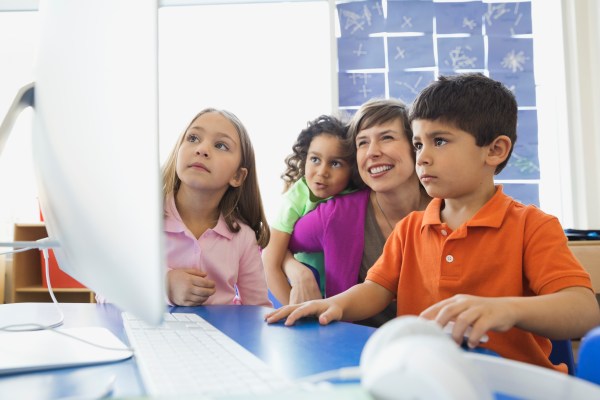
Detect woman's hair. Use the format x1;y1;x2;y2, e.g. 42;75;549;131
162;108;270;248
348;98;414;161
281;114;362;192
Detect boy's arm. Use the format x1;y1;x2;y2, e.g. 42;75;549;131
262;228;292;305
421;286;600;348
282;251;322;304
265;281;394;326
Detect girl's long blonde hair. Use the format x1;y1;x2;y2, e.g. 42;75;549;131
162;108;270;248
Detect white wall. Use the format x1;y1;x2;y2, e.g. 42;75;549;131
560;0;600;228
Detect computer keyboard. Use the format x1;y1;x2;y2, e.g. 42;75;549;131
122;312;294;397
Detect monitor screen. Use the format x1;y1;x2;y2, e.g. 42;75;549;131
31;0;164;325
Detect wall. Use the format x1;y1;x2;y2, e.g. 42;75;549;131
561;0;600;228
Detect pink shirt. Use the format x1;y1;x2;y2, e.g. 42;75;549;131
164;194;272;307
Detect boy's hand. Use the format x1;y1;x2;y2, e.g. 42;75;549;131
167;268;216;306
420;294;517;349
264;299;343;326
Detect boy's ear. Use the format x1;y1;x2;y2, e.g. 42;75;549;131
230;167;248;188
486;135;512;168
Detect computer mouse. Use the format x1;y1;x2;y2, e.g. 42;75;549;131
360;316;493;400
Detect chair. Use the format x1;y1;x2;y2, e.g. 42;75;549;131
576;326;600;385
549;339;576;375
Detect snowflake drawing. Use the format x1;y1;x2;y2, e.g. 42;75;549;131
341;3;383;35
501;50;529;73
508;153;539;174
462;17;477;31
348;73;373;85
394;46;406;60
445;46;477;69
359;84;372;98
484;4;511;26
401;16;413;29
342;10;366;35
353;43;367;57
394;75;423;95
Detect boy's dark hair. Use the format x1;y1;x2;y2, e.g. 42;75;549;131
409;73;518;174
282;115;362;192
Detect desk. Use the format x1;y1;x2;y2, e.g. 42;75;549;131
0;303;375;398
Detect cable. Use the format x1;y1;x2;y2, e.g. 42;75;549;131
297;366;362;383
0;238;133;353
0;246;35;256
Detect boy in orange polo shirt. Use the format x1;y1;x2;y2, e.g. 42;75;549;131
266;73;600;371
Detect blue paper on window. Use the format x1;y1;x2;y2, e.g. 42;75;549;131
488;37;533;73
388;70;435;105
484;2;532;36
497;109;539;180
338;72;386;107
435;2;484;35
337;0;385;37
437;36;485;72
501;183;539;207
338;37;386;70
490;70;536;107
387;1;434;33
387;36;435;70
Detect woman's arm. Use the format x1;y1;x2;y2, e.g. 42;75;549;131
261;228;293;305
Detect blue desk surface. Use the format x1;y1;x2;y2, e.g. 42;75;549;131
0;303;524;399
0;303;376;398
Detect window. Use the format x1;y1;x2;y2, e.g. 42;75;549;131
335;0;541;206
0;0;594;241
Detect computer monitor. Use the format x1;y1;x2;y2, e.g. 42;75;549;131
6;0;164;325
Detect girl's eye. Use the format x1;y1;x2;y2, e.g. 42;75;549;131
434;138;447;146
413;142;422;151
331;160;343;168
309;156;320;164
187;134;199;143
215;142;230;151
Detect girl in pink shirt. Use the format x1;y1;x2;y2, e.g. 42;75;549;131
161;108;271;307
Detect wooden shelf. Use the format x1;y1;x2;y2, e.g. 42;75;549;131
10;223;95;303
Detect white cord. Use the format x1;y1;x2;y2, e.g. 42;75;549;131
1;238;133;353
0;246;35;256
297;366;362;383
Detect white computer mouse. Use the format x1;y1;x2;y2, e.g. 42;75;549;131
360;316;493;400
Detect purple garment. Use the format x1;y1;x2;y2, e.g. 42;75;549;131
289;188;370;297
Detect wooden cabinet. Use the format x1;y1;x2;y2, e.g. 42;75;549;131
10;223;94;303
568;241;600;298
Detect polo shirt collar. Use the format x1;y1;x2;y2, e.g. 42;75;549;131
421;185;511;230
163;192;233;239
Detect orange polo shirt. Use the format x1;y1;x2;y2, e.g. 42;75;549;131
366;186;593;372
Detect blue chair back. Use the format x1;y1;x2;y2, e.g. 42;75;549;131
577;326;600;385
549;339;575;375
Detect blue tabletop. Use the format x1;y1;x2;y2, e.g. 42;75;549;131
0;303;527;399
0;303;376;398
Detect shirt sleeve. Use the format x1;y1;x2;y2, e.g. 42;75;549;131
523;214;593;295
236;228;273;307
288;202;326;254
271;179;319;234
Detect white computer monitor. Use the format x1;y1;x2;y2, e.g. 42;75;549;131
30;0;164;325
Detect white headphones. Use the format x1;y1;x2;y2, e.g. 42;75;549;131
360;316;600;400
